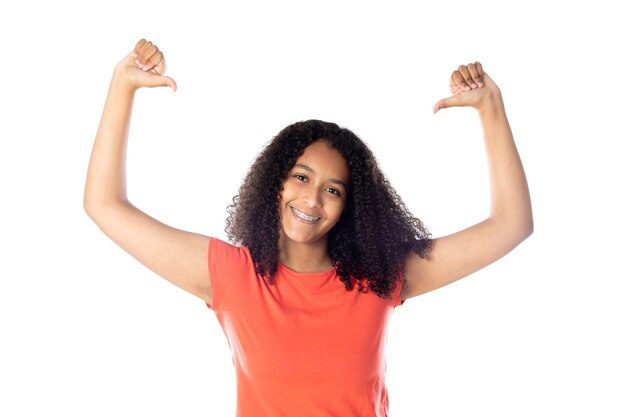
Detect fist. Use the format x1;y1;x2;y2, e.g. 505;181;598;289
113;39;177;92
433;62;501;113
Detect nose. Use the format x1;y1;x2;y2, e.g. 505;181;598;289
303;189;322;208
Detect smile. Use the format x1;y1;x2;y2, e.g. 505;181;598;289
291;207;320;223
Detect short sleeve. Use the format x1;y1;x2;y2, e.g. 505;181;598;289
207;238;253;311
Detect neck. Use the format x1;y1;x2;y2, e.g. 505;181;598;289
278;236;333;273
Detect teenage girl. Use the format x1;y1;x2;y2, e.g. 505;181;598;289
84;39;532;416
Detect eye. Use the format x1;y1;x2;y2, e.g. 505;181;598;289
294;174;308;182
326;187;341;197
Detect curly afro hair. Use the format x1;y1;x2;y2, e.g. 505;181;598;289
225;119;432;299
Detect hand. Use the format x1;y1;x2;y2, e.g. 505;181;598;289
433;62;501;114
113;39;177;92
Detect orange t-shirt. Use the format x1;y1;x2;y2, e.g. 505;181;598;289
207;238;402;417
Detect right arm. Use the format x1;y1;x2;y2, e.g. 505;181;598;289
83;39;213;304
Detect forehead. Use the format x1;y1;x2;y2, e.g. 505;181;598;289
294;141;350;182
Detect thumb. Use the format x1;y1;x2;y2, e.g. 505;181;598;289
146;72;178;92
432;95;462;114
162;76;177;92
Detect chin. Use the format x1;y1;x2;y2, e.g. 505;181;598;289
280;226;327;246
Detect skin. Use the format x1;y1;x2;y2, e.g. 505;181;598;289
84;39;532;307
278;140;350;273
402;64;533;300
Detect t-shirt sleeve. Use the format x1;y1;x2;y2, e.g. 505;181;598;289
207;238;253;311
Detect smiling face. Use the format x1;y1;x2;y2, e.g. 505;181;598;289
278;140;350;249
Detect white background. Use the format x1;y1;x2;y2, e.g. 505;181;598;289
1;1;624;416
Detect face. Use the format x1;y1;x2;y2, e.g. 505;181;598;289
279;140;350;247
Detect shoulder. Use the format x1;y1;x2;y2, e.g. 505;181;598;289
209;238;255;274
209;237;250;259
208;238;256;310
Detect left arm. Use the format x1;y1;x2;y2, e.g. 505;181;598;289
401;63;533;300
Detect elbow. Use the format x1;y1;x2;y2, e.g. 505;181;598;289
494;203;534;244
83;190;101;221
491;212;534;248
83;193;134;231
83;193;124;223
83;193;95;219
522;206;534;240
525;216;534;239
516;214;534;244
83;199;103;226
519;222;533;245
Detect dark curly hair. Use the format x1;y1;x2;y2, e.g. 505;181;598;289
225;119;432;299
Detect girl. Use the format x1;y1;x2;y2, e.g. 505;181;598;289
84;39;533;416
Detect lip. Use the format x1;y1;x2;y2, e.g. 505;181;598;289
290;206;320;224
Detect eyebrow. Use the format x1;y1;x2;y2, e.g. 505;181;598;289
294;163;348;189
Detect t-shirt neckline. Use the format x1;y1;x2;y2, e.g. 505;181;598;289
277;262;337;279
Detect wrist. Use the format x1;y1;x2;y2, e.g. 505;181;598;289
477;90;505;118
110;67;138;96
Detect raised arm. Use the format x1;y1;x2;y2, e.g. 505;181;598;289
84;39;213;304
401;62;533;300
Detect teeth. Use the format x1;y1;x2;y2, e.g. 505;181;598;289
292;207;320;222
